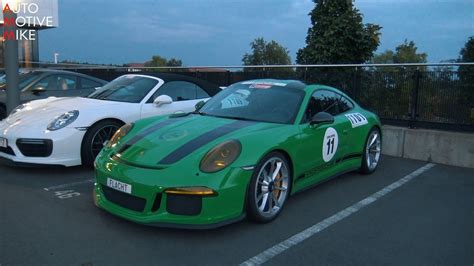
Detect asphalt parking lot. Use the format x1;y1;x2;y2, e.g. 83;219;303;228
0;155;472;266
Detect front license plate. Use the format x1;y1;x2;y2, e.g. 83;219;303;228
107;178;132;194
0;137;7;148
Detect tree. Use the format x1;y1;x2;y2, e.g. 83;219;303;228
296;0;381;64
371;50;394;64
371;40;428;66
364;40;428;121
144;55;183;68
458;36;474;123
166;58;183;67
393;40;427;64
242;38;291;66
458;36;474;81
145;55;167;67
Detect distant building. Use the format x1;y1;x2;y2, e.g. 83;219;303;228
0;0;58;67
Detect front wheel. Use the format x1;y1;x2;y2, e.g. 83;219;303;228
360;127;381;174
247;152;292;223
81;120;122;167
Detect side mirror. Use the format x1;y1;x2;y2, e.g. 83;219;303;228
310;112;334;126
153;95;173;107
32;86;46;95
195;100;205;111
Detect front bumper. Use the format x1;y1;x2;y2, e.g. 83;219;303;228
93;156;254;228
0;121;86;167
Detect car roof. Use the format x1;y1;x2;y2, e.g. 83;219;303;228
238;79;307;90
21;69;108;83
134;72;222;96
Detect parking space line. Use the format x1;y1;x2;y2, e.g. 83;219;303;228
240;163;436;266
43;178;94;191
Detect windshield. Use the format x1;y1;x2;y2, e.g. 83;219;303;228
199;81;305;124
88;75;158;103
0;71;42;89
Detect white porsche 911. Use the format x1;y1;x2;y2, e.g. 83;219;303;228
0;73;221;166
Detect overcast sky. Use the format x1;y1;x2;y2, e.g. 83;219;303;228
39;0;473;65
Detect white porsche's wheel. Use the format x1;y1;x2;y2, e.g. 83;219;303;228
81;120;123;167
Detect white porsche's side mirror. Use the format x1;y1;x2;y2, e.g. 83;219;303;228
153;95;173;107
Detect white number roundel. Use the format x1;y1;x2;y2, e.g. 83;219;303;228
322;127;338;162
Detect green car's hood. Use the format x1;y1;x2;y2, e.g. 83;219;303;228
114;114;283;167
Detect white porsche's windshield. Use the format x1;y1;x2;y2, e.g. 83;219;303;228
88;76;158;103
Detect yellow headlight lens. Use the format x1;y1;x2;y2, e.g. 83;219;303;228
107;123;133;148
199;140;241;173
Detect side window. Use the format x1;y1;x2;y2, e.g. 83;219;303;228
196;86;210;99
33;75;57;91
338;96;354;113
81;78;102;90
302;90;341;123
33;75;77;91
149;81;205;102
57;75;77;90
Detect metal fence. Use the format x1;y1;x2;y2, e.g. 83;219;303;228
12;62;474;132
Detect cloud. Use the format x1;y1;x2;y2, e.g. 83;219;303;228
285;0;313;19
107;10;223;43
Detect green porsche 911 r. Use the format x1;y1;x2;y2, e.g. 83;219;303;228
93;79;382;228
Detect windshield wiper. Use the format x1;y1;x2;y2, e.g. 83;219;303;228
208;114;259;122
191;110;207;116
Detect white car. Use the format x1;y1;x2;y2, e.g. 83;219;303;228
0;73;220;167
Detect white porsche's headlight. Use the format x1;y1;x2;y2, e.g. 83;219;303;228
47;110;79;131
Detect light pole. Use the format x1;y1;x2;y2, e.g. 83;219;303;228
3;1;20;113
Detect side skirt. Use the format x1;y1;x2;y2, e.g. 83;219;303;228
291;166;360;196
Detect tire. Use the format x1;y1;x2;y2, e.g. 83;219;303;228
359;127;382;174
247;151;292;223
0;105;6;120
81;120;123;167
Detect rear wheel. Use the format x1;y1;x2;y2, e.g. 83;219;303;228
81;120;123;167
247;152;291;223
0;105;6;120
360;127;381;174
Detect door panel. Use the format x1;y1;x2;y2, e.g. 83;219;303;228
294;90;353;187
297;115;350;184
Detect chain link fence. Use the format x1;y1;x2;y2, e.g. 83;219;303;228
9;63;474;132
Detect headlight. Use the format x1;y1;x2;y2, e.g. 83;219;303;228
47;110;79;131
200;140;241;173
107;123;133;148
10;104;27;116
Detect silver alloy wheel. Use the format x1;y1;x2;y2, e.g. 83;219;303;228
366;130;381;171
90;125;119;158
254;157;289;218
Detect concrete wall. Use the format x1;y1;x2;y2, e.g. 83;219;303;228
382;126;474;169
